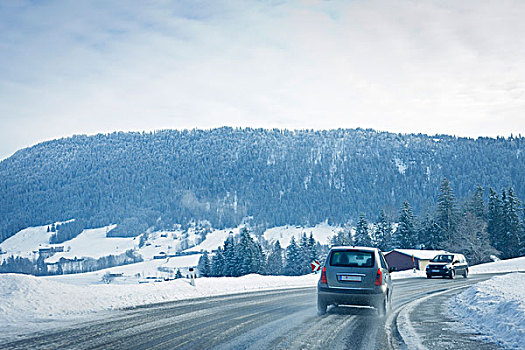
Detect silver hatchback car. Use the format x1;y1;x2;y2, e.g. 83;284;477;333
317;246;393;316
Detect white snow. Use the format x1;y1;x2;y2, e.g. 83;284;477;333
469;256;525;274
391;269;427;280
449;272;525;349
185;227;241;252
45;225;134;263
2;221;340;270
0;221;71;260
263;222;340;247
136;230;184;260
394;157;407;174
0;273;318;337
44;254;203;285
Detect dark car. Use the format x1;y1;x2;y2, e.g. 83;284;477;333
425;253;468;279
317;246;394;316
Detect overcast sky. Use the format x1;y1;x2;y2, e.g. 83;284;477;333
1;0;524;160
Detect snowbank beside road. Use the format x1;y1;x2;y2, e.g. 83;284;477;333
469;256;525;274
0;273;318;336
391;269;427;279
449;272;525;349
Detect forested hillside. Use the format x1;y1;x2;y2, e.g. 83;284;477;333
1;128;523;243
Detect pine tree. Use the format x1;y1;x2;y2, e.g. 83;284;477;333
330;224;353;246
394;200;417;248
236;228;258;276
197;251;211;277
501;188;521;258
253;242;265;275
138;234;147;248
266;240;284;275
487;188;504;253
436;177;458;242
520;203;525;256
175;269;183;279
307;233;318;263
419;212;441;249
222;235;237;277
354;213;372;247
36;254;48;276
284;236;301;276
466;185;486;220
211;247;225;277
298;233;312;275
373;210;393;252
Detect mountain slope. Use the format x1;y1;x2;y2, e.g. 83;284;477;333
1;128;523;242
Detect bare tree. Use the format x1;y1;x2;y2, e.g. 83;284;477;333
448;212;499;265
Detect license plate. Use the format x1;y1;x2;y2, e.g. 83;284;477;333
432;270;440;273
339;275;362;282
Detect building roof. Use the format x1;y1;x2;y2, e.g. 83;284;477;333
388;249;447;260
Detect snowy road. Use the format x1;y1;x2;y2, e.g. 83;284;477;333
1;274;501;350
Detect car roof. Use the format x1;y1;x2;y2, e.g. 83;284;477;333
330;246;378;252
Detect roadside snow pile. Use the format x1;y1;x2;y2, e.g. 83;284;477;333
449;272;525;349
0;273;318;335
470;256;525;274
391;269;427;280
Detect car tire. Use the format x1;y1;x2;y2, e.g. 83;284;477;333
449;270;455;279
463;269;468;278
377;297;387;317
426;274;431;279
317;296;327;315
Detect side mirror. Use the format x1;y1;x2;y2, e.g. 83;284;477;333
453;260;459;264
389;267;396;273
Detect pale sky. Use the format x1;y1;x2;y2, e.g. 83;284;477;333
1;0;524;160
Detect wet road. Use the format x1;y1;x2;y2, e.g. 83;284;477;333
1;274;501;350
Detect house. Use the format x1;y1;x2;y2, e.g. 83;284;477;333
384;249;447;271
153;252;167;259
50;245;64;253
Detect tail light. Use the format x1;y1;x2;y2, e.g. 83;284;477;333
320;266;327;284
374;268;382;286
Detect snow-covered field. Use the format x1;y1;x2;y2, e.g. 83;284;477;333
0;221;72;261
45;254;203;285
0;221;342;265
45;225;134;263
449;272;525;349
0;273;318;337
469;256;525;274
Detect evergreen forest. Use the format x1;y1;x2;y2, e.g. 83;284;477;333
1;128;524;247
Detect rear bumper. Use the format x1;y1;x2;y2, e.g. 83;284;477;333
317;285;385;308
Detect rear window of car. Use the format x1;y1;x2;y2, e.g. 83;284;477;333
329;250;374;267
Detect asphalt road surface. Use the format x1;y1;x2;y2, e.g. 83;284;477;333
1;274;502;350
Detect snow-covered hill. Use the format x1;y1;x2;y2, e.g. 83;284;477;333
0;221;342;277
0;220;73;261
263;222;341;247
45;225;132;263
